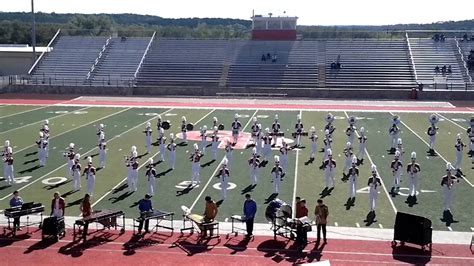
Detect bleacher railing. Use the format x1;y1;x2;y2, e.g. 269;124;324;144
28;28;61;75
133;31;156;85
454;37;473;85
86;36;112;81
405;32;418;82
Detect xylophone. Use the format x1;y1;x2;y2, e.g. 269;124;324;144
73;209;125;241
3;202;44;236
133;210;174;234
180;206;219;239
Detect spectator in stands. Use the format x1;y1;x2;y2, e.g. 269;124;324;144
418;82;424;92
267;53;271;60
447;65;452;74
261;54;266;62
434;65;440;73
442;65;447;75
296;198;308;218
272;53;278;63
463;34;469;42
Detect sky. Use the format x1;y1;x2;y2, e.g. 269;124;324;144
2;0;473;26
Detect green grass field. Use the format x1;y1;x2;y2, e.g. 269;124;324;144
1;104;473;232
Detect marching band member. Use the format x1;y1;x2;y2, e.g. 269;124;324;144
357;127;367;165
98;133;106;168
200;125;208;155
42;120;50;158
324;113;336;138
272;115;281;147
145;159;157;196
181;116;188;143
224;138;233;169
342;142;353;181
97;123;104;142
427;114;439;155
323;129;333;160
389;116;401;154
2;140;10;156
231;114;242;145
309;126;318;161
210;126;220;161
406;152;421;203
3;146;14;186
156;115;163;140
441;163;459;213
143;121;153;154
82;156;96;196
71;154;82;191
390;151;403;195
251;117;259;147
158;128;166;162
190;143;203;185
64;143;75;179
218;158;230;200
36;132;48;167
279;139;290;171
256;123;263;155
127;146;139;192
167;133;177;170
271;155;285;194
368;164;382;215
454;134;466;171
467;117;474;156
320;148;336;190
346;116;357;145
347;155;359;201
294;114;304;147
248;147;260;185
262;128;272;162
212;116;219;129
396;138;405;163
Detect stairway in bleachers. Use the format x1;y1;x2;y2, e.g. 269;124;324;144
458;40;474;82
409;38;466;90
30;36;108;85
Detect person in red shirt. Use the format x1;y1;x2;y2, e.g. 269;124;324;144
296;198;308;218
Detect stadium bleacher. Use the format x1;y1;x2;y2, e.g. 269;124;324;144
458;40;474;81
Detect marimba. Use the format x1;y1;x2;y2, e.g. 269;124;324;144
133;210;174;234
3;202;44;236
73;209;125;240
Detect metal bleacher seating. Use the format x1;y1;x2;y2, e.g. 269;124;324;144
409;38;466;90
31;36;108;85
90;37;150;86
458;40;474;81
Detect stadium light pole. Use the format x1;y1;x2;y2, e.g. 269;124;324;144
31;0;37;65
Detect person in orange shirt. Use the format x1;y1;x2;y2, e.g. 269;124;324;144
202;196;218;237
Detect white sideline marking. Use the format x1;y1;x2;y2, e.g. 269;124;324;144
379;224;383;229
334;222;339;227
344;111;398;214
190;110;258;211
470;227;474;231
0;108;168;201
356;223;360;228
291;110;302;219
447;226;453;231
391;112;474;188
93;109;216;209
0;105;49;119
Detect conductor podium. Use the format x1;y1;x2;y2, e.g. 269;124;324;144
392;212;432;251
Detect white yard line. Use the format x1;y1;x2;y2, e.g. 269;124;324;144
0;106;91;135
189;109;258;211
0;108;172;201
391;112;474;188
435;113;467;131
291;110;302;219
344;111;398;214
92;109;216;209
0;105;49;119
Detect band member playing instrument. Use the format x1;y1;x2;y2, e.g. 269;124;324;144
3;146;14;186
389;116;401;153
10;191;23;230
346;116;357;145
181;116;188;143
279;140;291;171
250;117;259;147
323;129;333;160
224;138;233;169
42;120;50;158
64;143;75;179
143;121;153;154
309;126;318;161
441;163;459;214
395;138;405;164
97;123;104;142
218;158;230;200
368;164;382;215
406;152;421;203
36;131;48;167
454;134;466;172
357;127;367;165
201;196;218;237
248;147;260;186
98;133;106;168
126;146;139;192
272;114;281;147
255;123;263;155
200;125;208;155
137;194;153;235
80;194;92;240
190;143;203;185
324;113;336;138
145;159;157;196
210;126;220;161
82;157;96;196
158;128;166;162
271;155;285;194
51;191;65;218
390;151;403;195
156;115;163;139
342;142;354;181
262;128;272;162
212;117;219;129
294;114;304;147
71;154;82;191
231;114;242;145
467;117;474;156
347;156;359;202
320;148;336;190
167;133;177;170
427;114;439;155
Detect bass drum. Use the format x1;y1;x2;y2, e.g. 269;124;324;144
162;120;171;130
265;199;284;223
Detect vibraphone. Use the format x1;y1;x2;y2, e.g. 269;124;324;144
3;203;44;236
181;213;219;239
73;209;125;241
227;215;251;239
133;210;174;234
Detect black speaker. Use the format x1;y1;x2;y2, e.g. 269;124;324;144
394;212;432;246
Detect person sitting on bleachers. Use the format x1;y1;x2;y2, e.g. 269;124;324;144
442;65;447;75
261;54;266;62
336;62;342;69
433;34;440;42
272;54;278;63
447;65;452;74
434;65;440;73
330;62;336;69
267;53;271;61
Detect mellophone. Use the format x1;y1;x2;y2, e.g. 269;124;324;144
3;202;44;236
133;210;175;234
73;209;126;240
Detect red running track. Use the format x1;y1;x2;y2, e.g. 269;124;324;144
1;229;473;266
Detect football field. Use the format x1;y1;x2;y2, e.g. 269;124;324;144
1;98;473;233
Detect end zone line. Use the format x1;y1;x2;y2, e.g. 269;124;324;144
344;111;398;214
92;109;217;209
391;112;474;188
0;106;91;135
9;107;131;155
291;110;302;219
0;105;49;119
0;108;173;201
435;113;467;131
189;109;258;211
